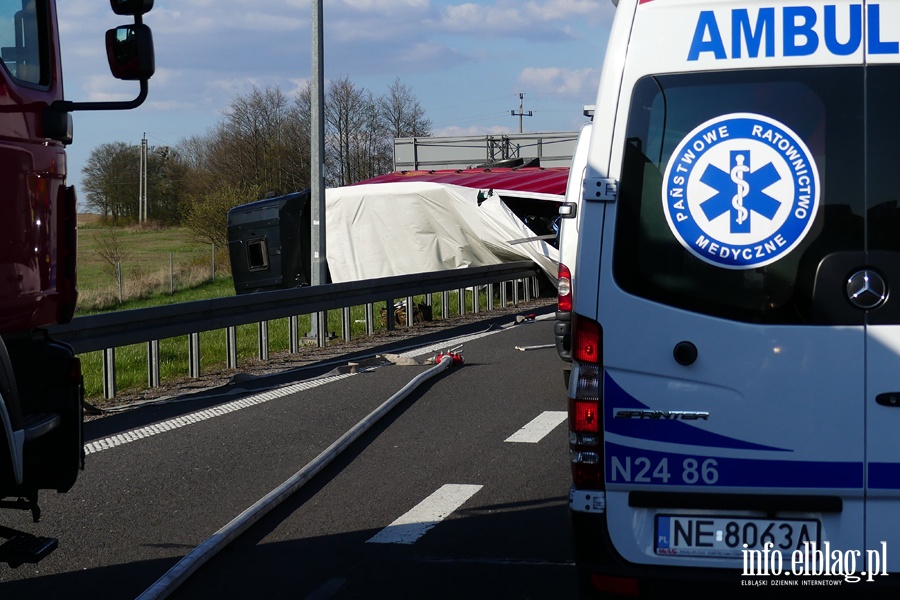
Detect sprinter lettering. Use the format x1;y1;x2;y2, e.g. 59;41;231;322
688;4;898;61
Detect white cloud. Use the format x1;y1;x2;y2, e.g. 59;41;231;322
437;0;611;38
78;74;143;103
432;124;514;137
340;0;430;10
439;3;543;36
517;66;600;96
524;0;609;21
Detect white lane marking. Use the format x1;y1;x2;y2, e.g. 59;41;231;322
505;411;567;443
366;483;483;545
83;370;371;455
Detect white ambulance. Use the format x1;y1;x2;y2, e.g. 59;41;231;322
568;0;900;596
555;117;593;374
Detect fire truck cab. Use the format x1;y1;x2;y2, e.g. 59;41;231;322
0;0;154;567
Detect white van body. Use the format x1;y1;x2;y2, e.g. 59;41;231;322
555;119;593;366
568;0;900;595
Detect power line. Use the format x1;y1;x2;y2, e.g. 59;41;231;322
510;93;533;133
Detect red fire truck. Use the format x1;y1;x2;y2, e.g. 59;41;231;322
0;0;154;567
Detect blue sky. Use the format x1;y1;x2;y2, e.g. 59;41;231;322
57;0;616;196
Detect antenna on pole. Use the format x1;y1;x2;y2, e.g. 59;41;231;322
510;93;532;133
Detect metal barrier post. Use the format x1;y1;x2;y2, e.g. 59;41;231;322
189;333;201;378
289;316;299;354
487;283;494;311
406;296;414;327
226;326;238;369
147;340;160;388
442;291;450;319
103;347;116;399
365;303;375;335
342;307;352;342
258;321;269;361
314;311;328;348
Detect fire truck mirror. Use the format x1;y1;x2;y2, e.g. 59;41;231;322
105;24;155;81
110;0;153;16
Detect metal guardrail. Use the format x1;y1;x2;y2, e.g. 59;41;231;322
48;261;542;399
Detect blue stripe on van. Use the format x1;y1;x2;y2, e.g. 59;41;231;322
605;442;863;489
868;464;900;489
604;373;790;452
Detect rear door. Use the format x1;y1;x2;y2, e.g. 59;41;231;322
862;62;900;569
598;64;873;567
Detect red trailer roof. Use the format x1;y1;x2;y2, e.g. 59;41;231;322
354;167;569;196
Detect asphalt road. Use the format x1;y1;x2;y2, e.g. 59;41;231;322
0;306;577;599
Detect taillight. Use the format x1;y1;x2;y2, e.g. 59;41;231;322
557;263;572;312
571;400;599;432
572;313;601;364
569;313;604;490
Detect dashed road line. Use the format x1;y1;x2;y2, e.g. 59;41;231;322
505;411;567;443
366;483;483;545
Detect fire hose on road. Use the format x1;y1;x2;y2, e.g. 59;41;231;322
137;350;464;600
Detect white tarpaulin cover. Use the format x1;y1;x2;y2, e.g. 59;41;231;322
324;181;559;285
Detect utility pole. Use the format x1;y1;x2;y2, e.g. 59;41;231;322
310;0;327;346
510;93;532;133
138;132;148;222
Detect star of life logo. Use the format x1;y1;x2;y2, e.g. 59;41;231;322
662;113;820;269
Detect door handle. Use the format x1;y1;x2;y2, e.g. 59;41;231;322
876;393;900;407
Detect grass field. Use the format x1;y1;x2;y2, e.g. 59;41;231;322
76;215;225;314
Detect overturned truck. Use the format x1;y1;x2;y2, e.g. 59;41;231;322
228;167;567;294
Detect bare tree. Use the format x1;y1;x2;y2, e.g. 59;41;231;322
357;94;392;181
325;77;393;185
325;76;366;186
93;228;131;283
285;82;312;191
379;77;432;139
202;86;309;196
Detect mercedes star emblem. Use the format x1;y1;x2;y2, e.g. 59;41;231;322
846;269;888;310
